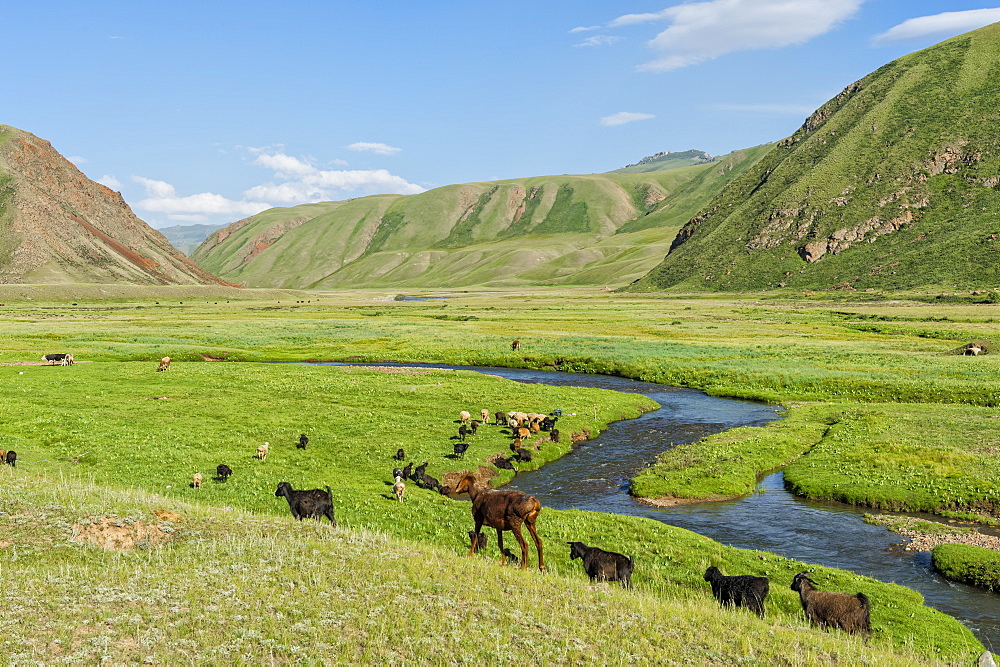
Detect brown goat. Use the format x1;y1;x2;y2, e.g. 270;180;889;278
157;356;171;372
452;472;544;571
791;573;871;636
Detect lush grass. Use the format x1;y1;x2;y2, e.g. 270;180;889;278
0;287;998;661
932;544;1000;592
0;459;981;663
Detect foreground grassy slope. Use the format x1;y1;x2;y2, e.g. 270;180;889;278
634;23;1000;293
2;475;973;664
192;146;772;289
0;360;981;662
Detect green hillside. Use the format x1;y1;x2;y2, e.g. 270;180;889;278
610;149;716;173
633;22;1000;293
192;146;772;289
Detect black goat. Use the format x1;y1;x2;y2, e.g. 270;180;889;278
274;482;336;525
401;462;413;481
5;450;16;467
550;429;560;443
495;411;507;426
515;448;534;463
413;461;429;481
493;455;516;471
297;433;309;449
791;573;871;636
468;531;488;553
703;566;769;618
420;472;441;492
395;448;406;461
458;424;469;441
453;441;469;459
216;464;233;481
568;541;634;589
540;416;558;431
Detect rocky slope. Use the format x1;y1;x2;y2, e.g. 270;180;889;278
0;126;231;285
192;146;772;289
632;23;1000;293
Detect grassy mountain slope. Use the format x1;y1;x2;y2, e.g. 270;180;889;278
610;148;716;173
192;146;772;289
157;222;227;255
0;125;229;286
633;23;1000;293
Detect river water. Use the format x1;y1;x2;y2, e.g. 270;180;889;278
331;362;1000;649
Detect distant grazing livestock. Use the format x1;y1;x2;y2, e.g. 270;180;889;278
275;482;336;525
41;353;72;366
401;462;413;481
453;441;469;459
511;340;521;351
413;462;428;481
791;573;871;636
458;424;469;441
495;411;507;427
469;421;479;436
514;448;534;463
216;464;233;481
395;448;406;461
540;416;558;431
452;472;544;571
4;450;16;467
480;409;491;425
703;566;769;618
568;541;634;589
965;344;985;356
192;472;203;489
501;547;521;566
550;429;560;443
493;455;516;471
298;433;309;449
393;476;406;503
393;467;404;481
420;472;441;492
459;411;471;424
0;450;6;463
156;356;171;372
257;442;269;461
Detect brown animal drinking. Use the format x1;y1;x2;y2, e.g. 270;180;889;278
452;472;544;571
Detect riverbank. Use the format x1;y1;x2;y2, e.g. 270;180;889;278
867;514;1000;553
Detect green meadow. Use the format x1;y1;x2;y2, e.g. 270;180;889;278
1;285;997;662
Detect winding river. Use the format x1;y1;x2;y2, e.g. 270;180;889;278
332;362;1000;649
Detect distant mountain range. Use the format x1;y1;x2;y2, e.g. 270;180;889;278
191;146;771;289
158;223;227;256
609;149;716;174
632;22;1000;292
0;125;230;286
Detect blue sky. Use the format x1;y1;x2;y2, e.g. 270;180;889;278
5;1;1000;229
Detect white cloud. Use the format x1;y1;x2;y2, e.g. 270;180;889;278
252;152;317;178
711;102;817;114
569;25;601;33
346;142;402;156
97;174;122;189
66;155;87;165
577;35;622;47
611;0;863;72
133;176;177;199
600;112;656;126
872;8;1000;45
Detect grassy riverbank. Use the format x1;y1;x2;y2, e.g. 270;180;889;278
0;286;997;660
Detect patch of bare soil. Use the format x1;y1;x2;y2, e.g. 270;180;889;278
200;353;224;361
441;465;497;493
868;514;1000;552
635;494;741;508
71;516;176;551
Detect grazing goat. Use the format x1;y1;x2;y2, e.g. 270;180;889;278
274;482;336;525
511;339;521;351
401;462;413;481
550;429;560;443
965;345;984;356
392;467;404;481
157;356;171;372
703;566;769;618
568;541;634;589
469;421;479;436
393;476;406;503
395;448;406;461
540;416;558;431
468;531;487;553
216;464;233;481
41;353;72;365
458;424;469;441
495;411;507;427
453;472;544;571
493;455;517;471
298;433;309;449
480;409;491;425
257;442;269;460
791;573;871;636
453;441;469;459
413;461;428;482
5;450;16;467
515;448;534;463
459;410;471;424
418;471;441;492
192;472;203;489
